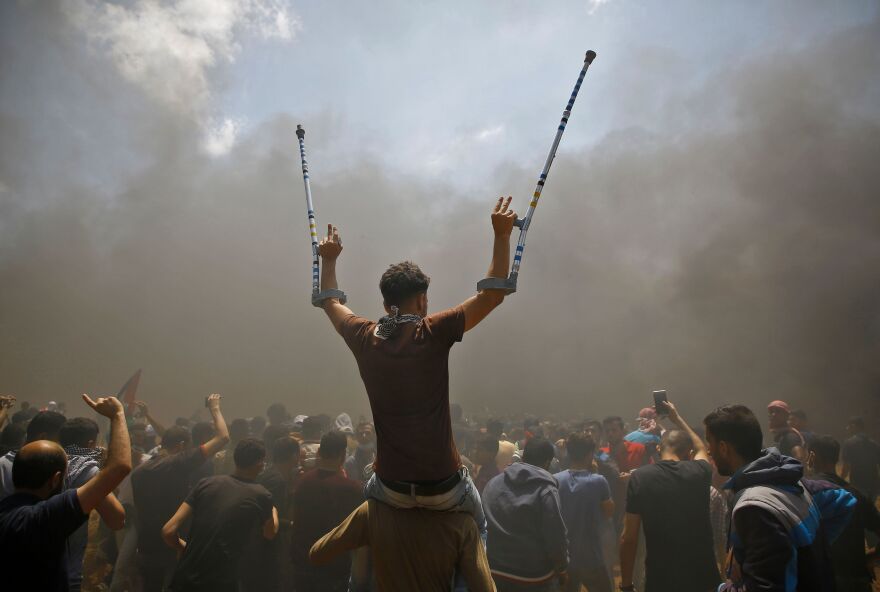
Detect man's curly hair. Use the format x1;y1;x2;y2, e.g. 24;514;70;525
380;261;430;306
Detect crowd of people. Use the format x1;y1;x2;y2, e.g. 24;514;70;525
0;199;878;592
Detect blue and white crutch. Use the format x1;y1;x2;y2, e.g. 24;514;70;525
477;50;597;294
296;124;347;307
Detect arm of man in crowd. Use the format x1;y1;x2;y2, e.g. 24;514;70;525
665;400;709;462
162;501;192;556
317;224;355;335
0;395;14;429
461;196;516;332
619;512;641;590
263;506;280;540
135;401;166;438
601;497;615;519
201;394;230;458
96;493;126;531
76;395;132;514
309;502;369;565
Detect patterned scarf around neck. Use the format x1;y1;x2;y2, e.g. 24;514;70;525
64;444;105;465
375;305;423;339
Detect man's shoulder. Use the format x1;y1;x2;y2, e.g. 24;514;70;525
625;440;647;452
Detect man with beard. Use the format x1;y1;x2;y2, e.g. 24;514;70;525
0;394;132;592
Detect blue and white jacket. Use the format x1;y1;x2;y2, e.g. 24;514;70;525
719;449;855;592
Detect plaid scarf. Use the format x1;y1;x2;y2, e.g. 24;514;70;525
375;306;422;339
64;444;104;465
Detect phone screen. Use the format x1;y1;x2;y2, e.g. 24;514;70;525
653;390;669;415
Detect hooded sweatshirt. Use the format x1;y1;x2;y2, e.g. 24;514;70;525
481;462;568;583
721;449;855;592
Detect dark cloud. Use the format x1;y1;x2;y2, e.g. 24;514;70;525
1;3;878;433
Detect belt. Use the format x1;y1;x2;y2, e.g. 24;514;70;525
380;471;462;497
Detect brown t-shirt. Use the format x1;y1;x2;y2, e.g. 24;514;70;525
340;306;464;482
310;500;494;592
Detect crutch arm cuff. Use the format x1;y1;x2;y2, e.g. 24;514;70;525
312;289;347;307
476;277;517;295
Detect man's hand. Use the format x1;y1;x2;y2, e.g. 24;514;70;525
557;571;569;588
206;393;222;411
318;224;343;261
665;400;682;425
134;400;149;416
82;394;124;418
491;196;517;237
0;395;16;409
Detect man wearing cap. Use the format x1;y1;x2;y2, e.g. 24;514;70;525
766;400;805;460
625;408;662;463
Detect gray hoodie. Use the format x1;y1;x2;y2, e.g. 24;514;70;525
481;461;569;582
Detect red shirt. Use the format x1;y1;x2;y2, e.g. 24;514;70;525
601;441;647;473
340;307;465;482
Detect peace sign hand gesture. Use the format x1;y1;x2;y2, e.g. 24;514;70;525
318;224;343;261
491;196;517;238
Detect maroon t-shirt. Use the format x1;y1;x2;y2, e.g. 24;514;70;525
341;306;465;482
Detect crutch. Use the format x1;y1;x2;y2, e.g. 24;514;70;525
296;125;347;307
477;50;597;295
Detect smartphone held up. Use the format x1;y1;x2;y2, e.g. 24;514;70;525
653;390;669;416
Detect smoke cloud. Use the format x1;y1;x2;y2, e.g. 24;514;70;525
1;2;878;433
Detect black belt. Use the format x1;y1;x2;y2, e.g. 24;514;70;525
380;471;462;497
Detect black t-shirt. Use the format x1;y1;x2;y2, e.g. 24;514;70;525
169;474;273;591
131;446;208;555
772;428;804;457
842;434;880;496
0;489;89;592
625;459;720;592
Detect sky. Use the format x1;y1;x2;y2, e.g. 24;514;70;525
1;0;879;432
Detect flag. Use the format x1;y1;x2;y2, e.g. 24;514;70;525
117;369;142;416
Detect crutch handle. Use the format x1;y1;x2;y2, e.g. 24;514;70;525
296;124;305;140
513;216;525;229
585;50;597;64
312;289;348;307
477;277;518;295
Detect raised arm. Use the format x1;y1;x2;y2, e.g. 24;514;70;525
201;394;230;458
263;506;279;540
76;395;132;514
135;400;166;438
462;196;516;332
317;224;355;334
665;400;709;462
0;395;15;430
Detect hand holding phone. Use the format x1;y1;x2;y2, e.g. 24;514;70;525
653;390;669;416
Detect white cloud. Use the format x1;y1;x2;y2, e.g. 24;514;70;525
474;125;505;142
202;117;241;156
587;0;611;15
63;0;299;115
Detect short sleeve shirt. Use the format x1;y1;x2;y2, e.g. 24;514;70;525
170;475;273;590
625;460;720;592
554;470;611;570
0;489;89;592
340;306;465;482
131;446;208;555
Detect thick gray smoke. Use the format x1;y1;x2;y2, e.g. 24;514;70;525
1;3;878;434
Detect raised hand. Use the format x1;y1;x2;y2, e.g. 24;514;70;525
206;393;222;411
82;394;124;418
0;395;16;409
491;196;517;237
318;224;343;261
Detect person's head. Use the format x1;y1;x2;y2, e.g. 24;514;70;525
704;405;763;476
233;438;267;478
473;433;500;467
175;417;191;429
659;429;693;461
486;419;504;439
787;409;808;431
767;400;790;430
317;431;348;468
450;403;463;423
302;416;323;441
271;436;301;469
250;416;267;436
12;440;68;498
59;417;99;449
602;416;625;445
566;432;597;466
584;420;604;445
379;261;430;315
190;421;214;446
266;403;288;426
637;407;660;434
161;426;192;455
807;434;839;474
846;416;865;436
25;411;66;444
0;423;27;453
355;422;375;448
229;418;250;443
522;436;555;471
